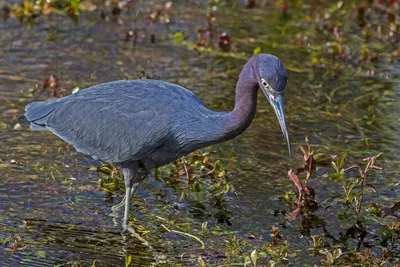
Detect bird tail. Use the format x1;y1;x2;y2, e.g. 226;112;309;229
22;99;66;130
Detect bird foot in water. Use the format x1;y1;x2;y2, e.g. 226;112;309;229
122;225;152;249
122;225;168;264
110;198;126;218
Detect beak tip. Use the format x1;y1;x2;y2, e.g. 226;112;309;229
267;93;290;157
285;140;291;156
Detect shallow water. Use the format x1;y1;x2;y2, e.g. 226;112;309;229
0;0;399;265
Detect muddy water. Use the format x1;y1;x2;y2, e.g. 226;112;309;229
0;0;399;266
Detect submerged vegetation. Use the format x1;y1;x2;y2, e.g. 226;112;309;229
3;0;85;22
92;144;399;266
1;0;399;265
281;140;398;266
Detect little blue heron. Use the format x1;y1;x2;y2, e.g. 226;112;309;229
21;53;290;240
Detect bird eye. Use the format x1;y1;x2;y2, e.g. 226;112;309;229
261;79;269;89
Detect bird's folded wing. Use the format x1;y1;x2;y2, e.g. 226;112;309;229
45;97;170;163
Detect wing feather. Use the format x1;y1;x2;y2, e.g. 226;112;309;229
38;80;194;162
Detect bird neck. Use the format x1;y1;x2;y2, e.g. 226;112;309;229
222;58;259;139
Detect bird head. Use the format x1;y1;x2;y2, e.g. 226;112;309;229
253;54;291;155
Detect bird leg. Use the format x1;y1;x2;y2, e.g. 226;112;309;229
122;181;138;230
110;163;146;216
110;195;126;214
121;180;148;245
110;186;137;215
118;162;149;246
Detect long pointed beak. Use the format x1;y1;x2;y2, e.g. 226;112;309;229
263;92;291;155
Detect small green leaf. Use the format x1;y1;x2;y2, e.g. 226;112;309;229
250;249;258;266
326;252;334;264
173;32;183;43
348;188;368;203
337;152;347;170
197;256;206;267
244;256;252;267
191;191;206;201
332;248;342;260
332;161;338;172
346;180;359;202
253;47;261;55
328;172;344;182
347;180;358;193
125;255;132;267
36;250;46;259
201;221;208;231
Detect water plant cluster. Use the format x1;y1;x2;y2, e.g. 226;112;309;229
2;0;397;79
93;141;399;266
280;139;398;266
2;0;83;22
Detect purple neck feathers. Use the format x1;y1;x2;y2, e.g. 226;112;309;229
221;57;259;139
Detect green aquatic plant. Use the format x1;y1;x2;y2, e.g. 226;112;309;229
96;151;233;227
6;0;85;22
217;226;290;266
125;255;132;267
283;139;400;265
95;162;124;192
285;137;318;221
93;141;397;266
157;151;231;203
261;226;289;265
326;152;382;223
